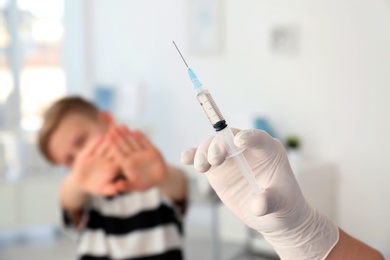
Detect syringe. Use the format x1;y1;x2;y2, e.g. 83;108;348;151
173;41;263;195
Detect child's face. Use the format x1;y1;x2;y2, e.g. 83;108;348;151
47;113;109;168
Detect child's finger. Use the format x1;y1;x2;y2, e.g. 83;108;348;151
107;138;131;168
94;136;111;157
132;130;154;150
111;127;132;156
120;126;143;151
100;183;120;196
100;134;117;162
122;178;145;191
118;166;146;190
104;143;118;162
81;135;104;157
113;179;128;192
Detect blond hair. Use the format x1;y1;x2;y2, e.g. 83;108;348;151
38;96;100;163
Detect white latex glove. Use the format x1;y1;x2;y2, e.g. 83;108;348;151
181;129;339;260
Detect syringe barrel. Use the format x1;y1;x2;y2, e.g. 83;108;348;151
196;89;227;131
196;88;263;194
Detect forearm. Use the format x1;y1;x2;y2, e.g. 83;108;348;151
326;228;384;260
59;174;89;225
157;165;188;202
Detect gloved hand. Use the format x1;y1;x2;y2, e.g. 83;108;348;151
181;128;339;260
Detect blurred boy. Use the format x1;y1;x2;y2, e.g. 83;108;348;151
38;97;188;260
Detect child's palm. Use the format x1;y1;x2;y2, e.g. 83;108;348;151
75;156;119;195
121;147;167;191
72;136;123;196
110;127;168;191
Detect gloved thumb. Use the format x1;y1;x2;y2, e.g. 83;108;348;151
251;189;281;216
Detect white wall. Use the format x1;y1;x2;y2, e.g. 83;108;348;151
63;0;90;95
65;0;390;255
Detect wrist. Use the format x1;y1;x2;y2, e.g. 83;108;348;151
152;161;169;184
262;201;339;260
157;166;188;201
67;173;88;195
60;174;89;211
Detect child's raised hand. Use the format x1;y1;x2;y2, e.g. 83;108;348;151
71;134;127;196
109;126;168;191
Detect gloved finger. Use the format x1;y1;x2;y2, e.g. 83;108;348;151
194;136;214;173
180;148;197;165
251;189;282;216
207;137;227;166
234;129;277;156
207;128;241;165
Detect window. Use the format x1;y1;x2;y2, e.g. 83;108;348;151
18;0;66;130
0;0;12;128
0;0;66;178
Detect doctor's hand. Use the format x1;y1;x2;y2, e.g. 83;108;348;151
181;128;338;260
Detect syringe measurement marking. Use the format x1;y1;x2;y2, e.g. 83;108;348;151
201;100;220;119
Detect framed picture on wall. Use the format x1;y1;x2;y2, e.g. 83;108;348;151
188;0;225;55
93;86;115;112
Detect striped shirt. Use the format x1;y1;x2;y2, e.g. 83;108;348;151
64;188;184;260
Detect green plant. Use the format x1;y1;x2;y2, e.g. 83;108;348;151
285;135;300;149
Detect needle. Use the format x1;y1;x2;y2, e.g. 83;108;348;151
172;41;189;68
